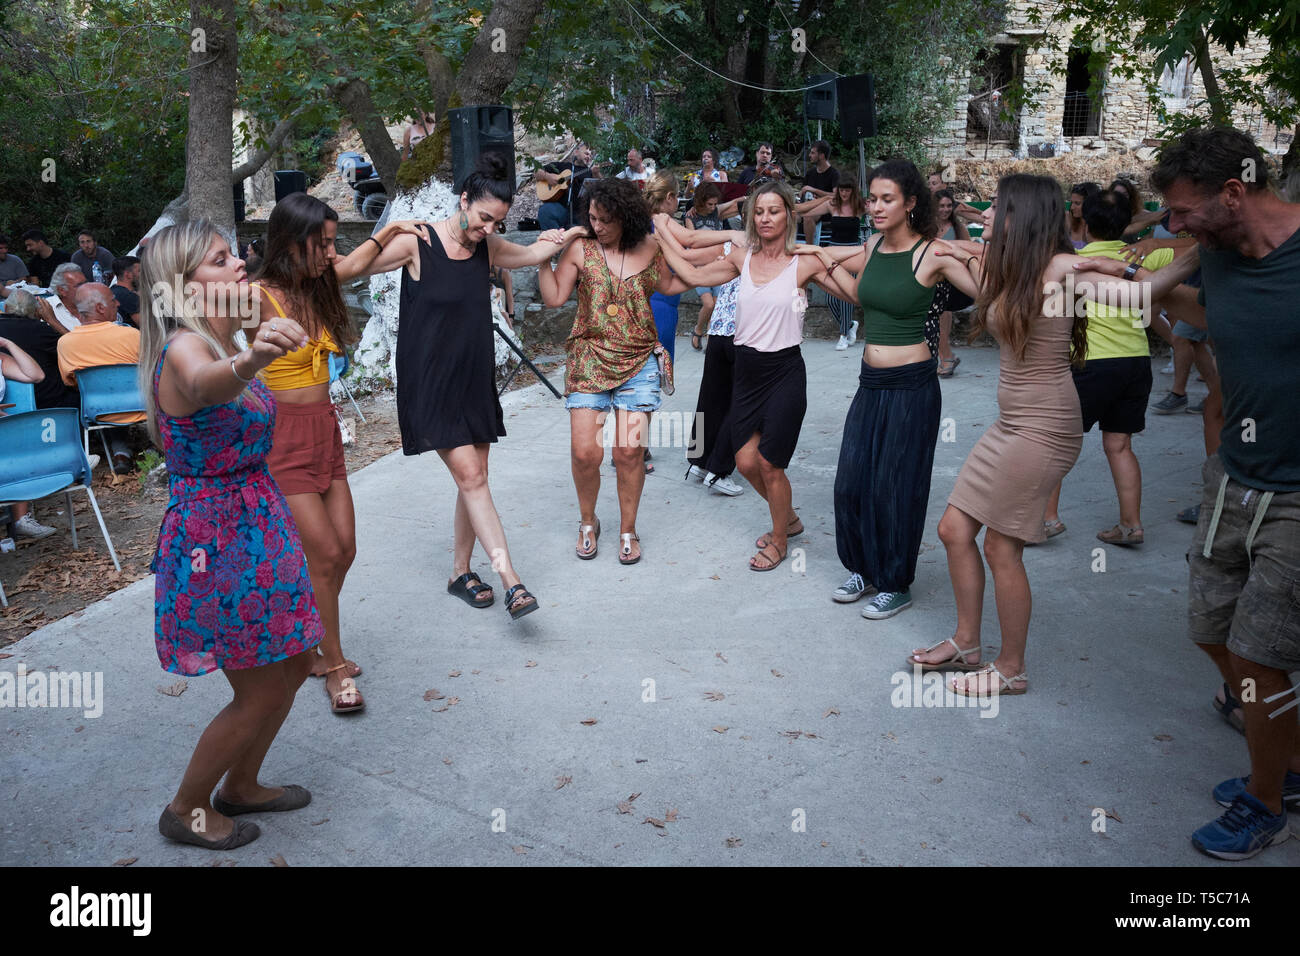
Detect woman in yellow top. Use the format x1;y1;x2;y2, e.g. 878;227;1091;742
252;193;425;714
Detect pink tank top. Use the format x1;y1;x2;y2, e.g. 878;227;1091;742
733;250;804;352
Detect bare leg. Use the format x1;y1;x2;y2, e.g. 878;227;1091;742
1232;657;1300;814
913;504;985;664
438;443;521;593
1101;430;1142;528
611;409;649;559
693;293;715;338
221;650;313;801
982;527;1030;674
570;407;606;540
1043;480;1063;525
938;311;954;363
1171;335;1194;395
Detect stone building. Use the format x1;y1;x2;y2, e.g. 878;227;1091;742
937;1;1291;159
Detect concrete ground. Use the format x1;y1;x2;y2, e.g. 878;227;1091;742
3;340;1296;867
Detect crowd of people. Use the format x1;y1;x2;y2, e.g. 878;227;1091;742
3;124;1295;864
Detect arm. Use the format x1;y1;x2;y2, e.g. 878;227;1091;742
717;198;742;220
535;168;560;186
158;320;310;418
654;213;742;249
926;241;981;299
1128;206;1167;233
332;221;430;281
1120;235;1197;263
954;202;983;223
501;269;514;315
954;218;970;242
36;298;72;335
488;226;585;269
807;248;861;302
1072;245;1200;304
796;242;867;267
537;239;584;307
794;196;832;216
0;337;44;383
654;225;741;288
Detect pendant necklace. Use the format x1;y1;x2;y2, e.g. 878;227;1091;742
604;244;625;317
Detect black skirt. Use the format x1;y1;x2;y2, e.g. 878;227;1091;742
729;344;806;470
687;334;737;476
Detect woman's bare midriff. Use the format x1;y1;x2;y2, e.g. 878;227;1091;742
271;381;331;405
862;342;931;368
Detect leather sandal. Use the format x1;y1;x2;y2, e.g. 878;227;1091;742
619;532;641;565
908;637;983;672
756;518;803;550
576;518;600;560
1097;523;1144;547
950;663;1028;697
448;571;494;608
324;662;365;714
749;541;786;572
504;583;539;620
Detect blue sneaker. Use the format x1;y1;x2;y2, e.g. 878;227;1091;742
1191;792;1290;860
1212;770;1300;809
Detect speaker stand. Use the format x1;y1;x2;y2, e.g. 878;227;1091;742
495;322;562;400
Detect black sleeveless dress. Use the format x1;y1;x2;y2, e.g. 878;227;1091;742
396;233;506;454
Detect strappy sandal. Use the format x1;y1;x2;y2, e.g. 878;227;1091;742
619;532;641;565
504;583;539;620
324;662;365;714
576;518;600;560
756;518;803;550
749;541;786;572
691;330;704;351
447;571;494;608
1212;681;1246;735
908;637;983;672
950;663;1028;697
309;654;361;678
1097;523;1143;547
938;356;961;378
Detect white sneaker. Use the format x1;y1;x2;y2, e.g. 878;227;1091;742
705;472;744;496
1161;359;1174;374
848;320;858;346
13;513;56;540
835;335;849;351
684;464;708;483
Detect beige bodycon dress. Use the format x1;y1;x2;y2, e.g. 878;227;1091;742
947;308;1083;543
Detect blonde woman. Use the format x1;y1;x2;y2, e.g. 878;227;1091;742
139;220;321;850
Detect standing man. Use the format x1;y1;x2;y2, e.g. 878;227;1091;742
536;142;599;230
21;229;71;288
70;229;116;284
0;235;29;298
110;256;141;326
798;140;839;242
1078;126;1300;860
616;149;650;189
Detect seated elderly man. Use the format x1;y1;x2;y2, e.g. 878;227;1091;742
0;290;79;410
33;262;85;335
56;282;144;471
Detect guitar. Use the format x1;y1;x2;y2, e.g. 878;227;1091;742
534;160;615;202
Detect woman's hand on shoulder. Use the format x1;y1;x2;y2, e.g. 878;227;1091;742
381;220;431;243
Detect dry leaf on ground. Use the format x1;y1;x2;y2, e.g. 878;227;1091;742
525;660;538;668
725;836;742;848
823;707;840;718
112;857;137;866
771;669;783;678
712;725;728;733
715;651;727;662
158;680;188;697
554;775;572;790
703;691;725;701
431;696;460;713
643;817;665;828
423;689;445;701
580;718;597;726
269;854;289;867
665;808;679;823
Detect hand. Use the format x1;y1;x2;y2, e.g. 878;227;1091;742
652;212;672;231
931;242;976;259
248;316;309;367
792;244;825;255
1120;238;1157;263
1073;255;1129;277
538;229;567;244
383;220;431;243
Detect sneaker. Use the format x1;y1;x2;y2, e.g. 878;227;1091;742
861;590;912;620
1212;770;1300;809
1186;398;1205;414
13;513;56;540
705;472;744;496
848;320;858;346
1177;504;1200;524
1160;359;1174;374
1151;392;1187;414
835;335;849;351
1191;792;1290;860
684;464;708;483
832;573;870;603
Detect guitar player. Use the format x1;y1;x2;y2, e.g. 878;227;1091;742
536;142;601;230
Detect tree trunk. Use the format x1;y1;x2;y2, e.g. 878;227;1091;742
453;0;547;104
1192;26;1229;126
333;77;402;196
186;0;238;243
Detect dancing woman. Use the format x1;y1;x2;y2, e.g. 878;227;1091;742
907;175;1087;697
684;182;741;350
655;181;840;570
539;177;693;565
797;177;868;349
140;220;321;849
933;187;972;376
800;159;978;617
341;152;582;616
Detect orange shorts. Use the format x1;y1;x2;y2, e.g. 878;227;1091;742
266;400;347;496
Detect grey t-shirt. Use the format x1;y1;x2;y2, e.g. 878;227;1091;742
0;253;27;284
71;246;115;281
1198;224;1300;491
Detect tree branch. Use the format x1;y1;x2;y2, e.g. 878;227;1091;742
231;102;312;182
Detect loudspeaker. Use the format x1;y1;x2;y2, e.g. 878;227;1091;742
835;73;876;143
804;74;837;121
233;181;246;223
448;106;516;195
273;170;307;202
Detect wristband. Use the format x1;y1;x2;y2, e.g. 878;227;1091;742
365;235;385;254
230;354;254;383
1123;262;1140;280
966;256;977;269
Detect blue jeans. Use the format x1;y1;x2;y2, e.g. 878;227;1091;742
539;201;572;231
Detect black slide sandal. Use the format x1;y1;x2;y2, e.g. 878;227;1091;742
448;572;494;608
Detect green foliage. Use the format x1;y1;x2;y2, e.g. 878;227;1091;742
135;449;164;488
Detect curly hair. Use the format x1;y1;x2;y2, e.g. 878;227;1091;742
868;158;936;239
584;178;651;252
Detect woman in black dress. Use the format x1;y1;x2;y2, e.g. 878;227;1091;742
359;153;583;619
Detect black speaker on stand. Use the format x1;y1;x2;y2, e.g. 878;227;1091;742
448;106;516;193
804;74;837;121
836;73;877;143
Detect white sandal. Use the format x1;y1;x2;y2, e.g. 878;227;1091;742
908;637;982;672
950;663;1027;697
618;532;641;566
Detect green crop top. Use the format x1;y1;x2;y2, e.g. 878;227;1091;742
856;235;935;346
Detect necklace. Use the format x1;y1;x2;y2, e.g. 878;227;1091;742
601;243;625;317
445;218;474;250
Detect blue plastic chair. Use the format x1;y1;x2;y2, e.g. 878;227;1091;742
328;349;365;424
0;408;121;575
4;377;35;414
75;363;145;473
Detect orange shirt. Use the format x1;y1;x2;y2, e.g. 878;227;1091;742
57;322;145;424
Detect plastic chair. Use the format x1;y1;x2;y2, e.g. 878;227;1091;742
76;364;144;474
0;407;120;572
4;377;35;414
328;349;365;424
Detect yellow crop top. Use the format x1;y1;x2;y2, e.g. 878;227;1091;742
254;284;342;391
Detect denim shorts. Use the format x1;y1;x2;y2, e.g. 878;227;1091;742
1172;319;1208;342
565;357;662;413
695;285;721;299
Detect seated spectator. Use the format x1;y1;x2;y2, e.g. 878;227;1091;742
0;335;58;539
798;140;839;242
0;235;29;299
0;291;79;410
40;263;85;334
21;229;72;288
735;142;785;188
58;282;144;470
70;229;115;284
616;149;650;188
111;256;141;326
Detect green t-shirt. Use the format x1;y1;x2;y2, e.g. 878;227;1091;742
1078;240;1174;359
1197;225;1300;491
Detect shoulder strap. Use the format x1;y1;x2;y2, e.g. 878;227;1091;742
252;283;287;318
913;239;935;276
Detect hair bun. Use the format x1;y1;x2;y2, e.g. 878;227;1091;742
477;151;508;181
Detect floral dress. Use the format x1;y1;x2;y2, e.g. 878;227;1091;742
150;339;323;675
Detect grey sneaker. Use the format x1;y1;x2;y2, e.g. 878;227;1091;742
705;472;744;496
1186;398;1205;414
832;573;870;603
861;590;913;620
13;514;56;540
1152;392;1187;414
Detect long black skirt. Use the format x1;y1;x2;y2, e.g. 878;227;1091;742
729;344;806;470
687;334;737;477
834;358;941;592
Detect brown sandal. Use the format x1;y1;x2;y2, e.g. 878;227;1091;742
756;518;803;550
324;663;365;715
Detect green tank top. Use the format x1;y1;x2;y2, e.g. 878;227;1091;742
857;235;935;346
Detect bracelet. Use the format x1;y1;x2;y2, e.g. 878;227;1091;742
826;260;839;275
1123;262;1140;280
966;256;977;269
365;235;385;254
230;355;254;383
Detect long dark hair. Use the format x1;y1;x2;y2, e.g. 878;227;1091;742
584;178;651;252
255;193;354;346
832;175;866;217
933;188;969;240
977;173;1086;366
868;158;935;239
